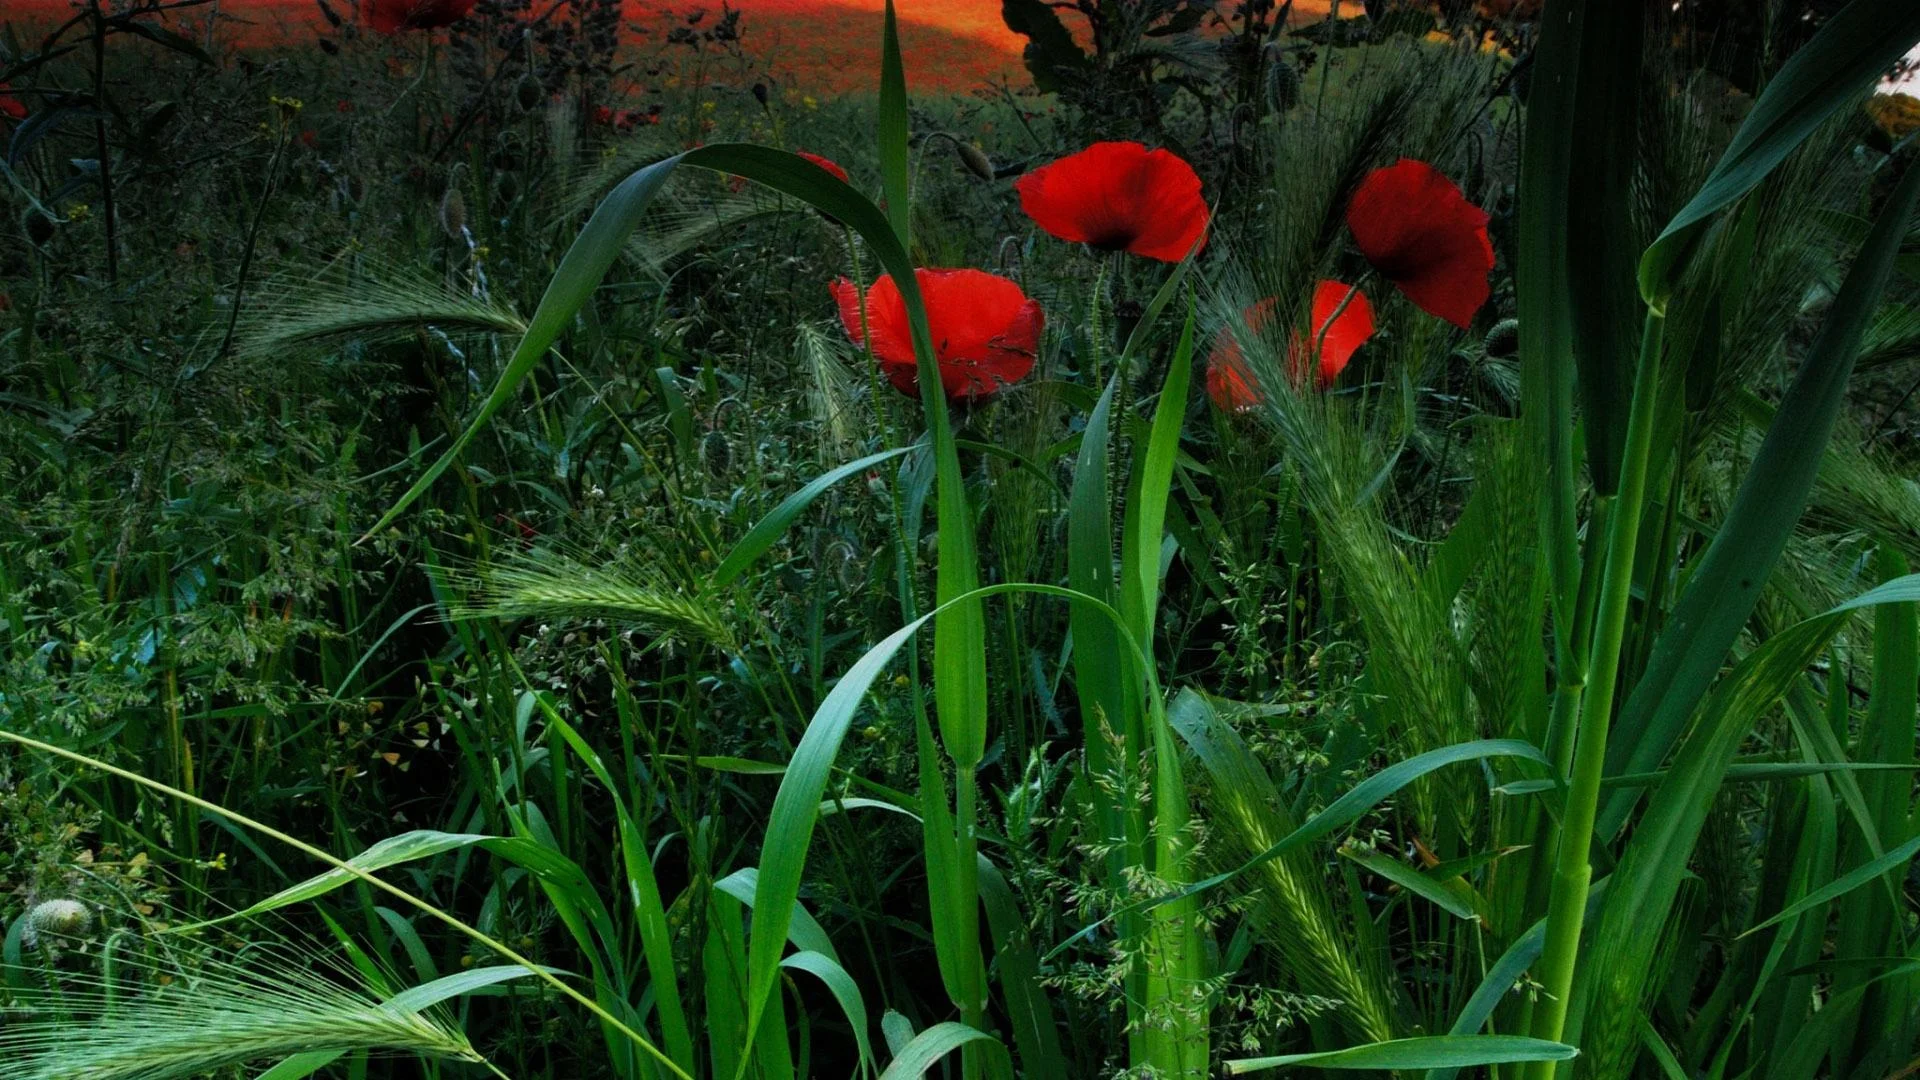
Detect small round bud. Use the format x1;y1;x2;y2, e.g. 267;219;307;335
1483;318;1520;358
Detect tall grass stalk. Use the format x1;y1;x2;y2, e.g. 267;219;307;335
0;729;694;1080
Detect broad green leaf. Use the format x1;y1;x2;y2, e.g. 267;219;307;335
879;1022;1006;1079
1424;878;1611;1080
1514;0;1585;634
1573;575;1920;1071
1339;845;1477;922
1564;0;1645;493
1601;162;1920;831
1227;1035;1577;1074
781;951;877;1077
254;1052;344;1080
1639;0;1920;303
386;964;561;1010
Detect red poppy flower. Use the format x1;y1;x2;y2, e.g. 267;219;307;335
797;151;848;183
1206;281;1375;410
0;84;26;121
299;129;318;148
1016;141;1208;263
366;0;474;33
1345;159;1492;329
831;269;1043;401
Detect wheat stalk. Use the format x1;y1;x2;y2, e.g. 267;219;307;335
0;952;482;1080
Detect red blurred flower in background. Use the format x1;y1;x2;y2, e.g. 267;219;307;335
367;0;475;33
1017;141;1208;263
831;269;1042;401
1206;281;1375;410
1345;159;1491;329
0;83;27;121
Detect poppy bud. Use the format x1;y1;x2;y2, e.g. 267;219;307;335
515;73;543;113
24;208;55;245
955;141;994;182
319;38;340;55
752;81;769;106
27;899;91;944
438;186;466;239
497;174;519;201
700;430;731;477
315;0;343;28
1265;57;1302;113
1483;318;1519;358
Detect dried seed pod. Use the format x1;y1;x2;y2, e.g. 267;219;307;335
24;208;55;245
1265;55;1302;114
438;186;467;239
1483;318;1520;358
700;430;731;477
515;73;544;113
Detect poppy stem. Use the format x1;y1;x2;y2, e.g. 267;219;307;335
1526;307;1666;1073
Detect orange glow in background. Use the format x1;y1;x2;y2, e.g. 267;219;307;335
2;1;1343;92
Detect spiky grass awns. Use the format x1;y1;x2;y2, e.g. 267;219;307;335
0;961;480;1080
235;264;527;359
450;551;734;649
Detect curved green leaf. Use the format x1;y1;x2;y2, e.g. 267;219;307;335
1601;163;1920;829
707;446;915;593
1638;0;1920;303
878;1022;1005;1079
1227;1035;1578;1074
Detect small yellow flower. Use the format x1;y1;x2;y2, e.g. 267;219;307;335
802;95;819;111
702;100;716;112
891;674;910;689
66;203;90;222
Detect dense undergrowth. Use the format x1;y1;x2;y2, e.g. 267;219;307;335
4;0;1920;1077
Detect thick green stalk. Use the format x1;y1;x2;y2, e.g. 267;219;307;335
1526;310;1666;1071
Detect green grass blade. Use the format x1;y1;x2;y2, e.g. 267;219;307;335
780;951;877;1078
1515;0;1587;634
1227;1036;1578;1075
363;155;686;539
1048;739;1548;958
1572;576;1920;1073
1601;161;1920;829
1639;0;1920;304
879;1023;1006;1079
877;0;911;248
707;446;916;592
1564;0;1645;494
1339;845;1478;922
978;857;1065;1077
1741;833;1920;938
254;1052;345;1080
1119;303;1194;647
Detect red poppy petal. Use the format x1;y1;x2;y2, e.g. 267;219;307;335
1017;141;1208;263
1298;280;1375;386
1205;297;1279;410
797;151;849;184
1347;159;1492;328
832;276;915;367
863;268;1041;401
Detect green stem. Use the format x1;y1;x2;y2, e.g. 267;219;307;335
1527;309;1666;1072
